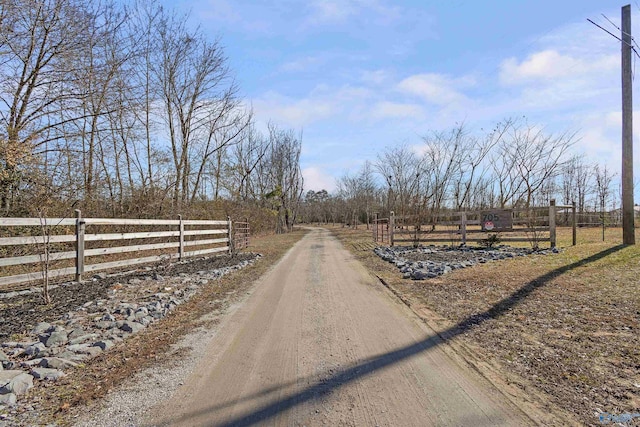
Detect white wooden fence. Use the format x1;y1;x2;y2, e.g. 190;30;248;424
0;211;243;289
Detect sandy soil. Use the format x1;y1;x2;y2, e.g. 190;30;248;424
145;228;535;426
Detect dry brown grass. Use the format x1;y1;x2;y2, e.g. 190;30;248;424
331;225;640;427
33;228;308;426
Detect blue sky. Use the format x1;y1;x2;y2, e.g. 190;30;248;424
162;0;640;193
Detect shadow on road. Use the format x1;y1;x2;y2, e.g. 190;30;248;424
161;244;625;427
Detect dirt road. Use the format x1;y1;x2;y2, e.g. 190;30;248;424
146;228;534;426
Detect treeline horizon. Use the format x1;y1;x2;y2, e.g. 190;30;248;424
300;119;621;227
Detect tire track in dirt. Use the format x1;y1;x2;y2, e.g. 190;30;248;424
146;228;536;426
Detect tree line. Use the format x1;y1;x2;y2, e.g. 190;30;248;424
0;0;303;233
300;119;620;227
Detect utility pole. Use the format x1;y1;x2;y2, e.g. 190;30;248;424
622;4;635;244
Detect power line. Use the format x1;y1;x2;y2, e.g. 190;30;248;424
602;13;621;31
587;18;640;59
588;18;624;42
601;13;640;51
607;12;640;81
634;47;637;82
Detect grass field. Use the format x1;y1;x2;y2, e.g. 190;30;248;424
332;225;640;426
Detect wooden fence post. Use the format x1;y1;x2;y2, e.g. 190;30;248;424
549;199;556;248
382;219;386;245
572;201;577;246
373;212;378;242
227;216;233;255
390;211;395;247
75;209;85;282
178;215;184;261
246;217;250;249
461;212;467;246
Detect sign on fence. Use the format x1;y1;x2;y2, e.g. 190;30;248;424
480;210;513;231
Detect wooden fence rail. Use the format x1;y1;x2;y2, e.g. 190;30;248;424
374;200;576;248
0;211;250;289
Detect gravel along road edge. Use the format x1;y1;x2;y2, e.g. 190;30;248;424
53;230;309;427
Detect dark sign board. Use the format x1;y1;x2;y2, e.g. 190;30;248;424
481;210;513;231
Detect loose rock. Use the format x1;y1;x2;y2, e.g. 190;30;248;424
0;392;16;406
92;340;114;351
39;357;79;370
0;252;261;416
30;368;65;381
32;322;52;335
375;245;558;281
120;321;144;334
0;371;33;396
45;330;69;348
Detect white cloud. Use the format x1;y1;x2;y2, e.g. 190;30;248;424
252;85;377;129
190;0;272;34
578;110;640;150
500;49;617;86
302;167;337;192
361;69;390;85
409;143;429;157
335;85;373;101
310;0;355;23
371;101;424;120
569;109;640;190
279;52;363;74
500;50;579;84
304;0;402;27
604;111;621;128
252;91;337;127
197;0;240;22
397;73;474;106
279;55;324;72
490;13;622;118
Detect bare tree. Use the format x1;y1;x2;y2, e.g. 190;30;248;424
336;161;380;228
128;0;162;194
153;12;237;209
0;0;291;224
263;124;303;233
594;164;615;240
225;124;270;201
190;105;251;203
421;129;463;216
559;155;592;224
428;124;499;211
0;0;94;212
374;145;422;222
490;119;526;208
491;119;575;208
